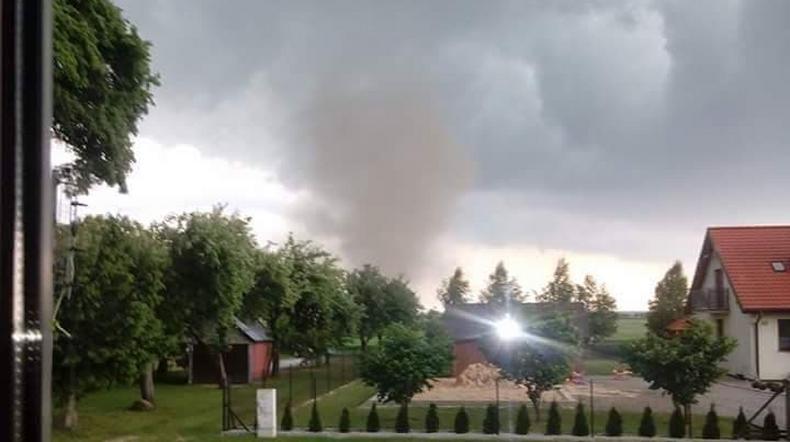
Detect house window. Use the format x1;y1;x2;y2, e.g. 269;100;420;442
716;319;724;338
779;319;790;351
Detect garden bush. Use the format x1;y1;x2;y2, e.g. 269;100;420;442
482;403;500;434
454;407;470;434
605;406;623;436
763;411;780;441
702;405;720;439
515;404;530;435
308;401;322;432
395;403;410;433
545;400;561;435
638;406;656;438
280;402;293;431
731;407;747;439
425;403;439;433
366;403;380;432
572;402;590;436
669;406;685;438
339;407;350;433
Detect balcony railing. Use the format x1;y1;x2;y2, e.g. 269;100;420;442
689;288;730;312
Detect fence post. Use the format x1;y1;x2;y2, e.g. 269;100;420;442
784;379;789;441
288;365;293;404
590;379;594;436
326;353;331;392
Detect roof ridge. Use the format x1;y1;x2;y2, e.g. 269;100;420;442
708;225;790;230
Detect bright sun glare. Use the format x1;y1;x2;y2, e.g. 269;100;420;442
494;315;521;341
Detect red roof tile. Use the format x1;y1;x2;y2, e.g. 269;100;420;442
708;226;790;312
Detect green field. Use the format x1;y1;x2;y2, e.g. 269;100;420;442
582;315;646;375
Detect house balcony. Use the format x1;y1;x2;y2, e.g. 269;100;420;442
689;288;730;313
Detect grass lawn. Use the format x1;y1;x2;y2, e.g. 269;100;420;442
612;316;648;341
582;316;646;375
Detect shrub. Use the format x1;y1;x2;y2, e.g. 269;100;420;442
339;407;350;433
308;401;322;432
731;407;747;439
425;403;439;433
605;407;623;436
572;402;590;436
280;402;293;431
669;406;685;438
545;400;561;435
454;407;470;434
366;403;380;432
395;402;410;433
702;405;720;439
762;411;780;441
638;406;656;438
482;403;500;434
515;404;531;435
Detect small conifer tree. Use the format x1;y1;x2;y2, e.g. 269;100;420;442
280;402;293;431
731;407;747;439
308;401;322;432
454;407;470;434
366;403;380;432
339;407;351;433
572;402;590;436
515;403;531;435
545;400;562;435
483;403;500;434
425;403;439;433
702;405;720;439
605;407;623;436
762;411;780;441
395;402;410;433
669;406;685;438
638;406;657;438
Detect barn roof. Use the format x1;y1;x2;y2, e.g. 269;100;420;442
234;318;272;342
442;302;587;342
692;226;790;312
193;318;272;345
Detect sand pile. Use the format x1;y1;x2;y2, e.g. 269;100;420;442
455;363;503;387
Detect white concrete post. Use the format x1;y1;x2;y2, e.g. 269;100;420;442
256;389;277;438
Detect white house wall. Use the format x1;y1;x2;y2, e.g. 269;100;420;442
695;253;757;378
757;314;790;380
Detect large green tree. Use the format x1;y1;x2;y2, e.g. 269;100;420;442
53;216;167;428
578;275;618;342
437;267;470;307
347;265;390;351
162;208;257;387
53;0;159;192
625;320;735;437
479;261;525;307
537;258;575;303
241;249;295;376
646;261;688;335
280;235;358;360
360;323;452;405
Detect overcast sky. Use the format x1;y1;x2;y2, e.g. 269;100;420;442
58;0;790;310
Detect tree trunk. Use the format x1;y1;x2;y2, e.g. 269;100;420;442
360;335;367;352
60;391;78;430
270;342;280;377
139;362;155;403
531;398;541;422
684;403;692;438
218;352;229;388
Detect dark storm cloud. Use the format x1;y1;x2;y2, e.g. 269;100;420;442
115;0;790;269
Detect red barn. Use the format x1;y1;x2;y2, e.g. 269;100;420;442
443;303;589;376
188;319;273;384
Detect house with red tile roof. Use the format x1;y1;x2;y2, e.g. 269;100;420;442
689;226;790;381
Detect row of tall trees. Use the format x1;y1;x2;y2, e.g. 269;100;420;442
53;209;422;429
437;259;618;342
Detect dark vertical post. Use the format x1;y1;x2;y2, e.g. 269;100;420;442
590;379;594;436
784;379;789;441
288;365;293;404
0;1;53;441
326;353;331;393
495;376;500;434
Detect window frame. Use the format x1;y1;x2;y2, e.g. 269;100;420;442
778;319;790;352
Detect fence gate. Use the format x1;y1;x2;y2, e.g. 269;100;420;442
222;383;253;434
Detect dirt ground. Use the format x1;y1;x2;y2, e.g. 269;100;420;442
412;375;787;427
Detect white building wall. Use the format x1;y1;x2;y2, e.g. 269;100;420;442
757;314;790;380
694;253;757;378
